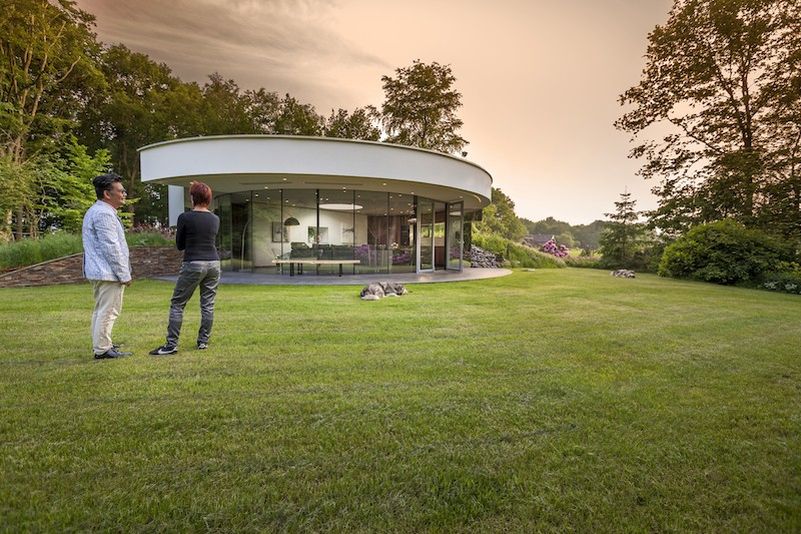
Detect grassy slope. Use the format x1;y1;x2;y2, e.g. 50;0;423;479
1;269;799;531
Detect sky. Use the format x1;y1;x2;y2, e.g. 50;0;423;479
75;0;674;225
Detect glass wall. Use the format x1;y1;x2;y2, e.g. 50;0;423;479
354;191;389;274
281;189;318;268
388;193;416;273
214;194;233;271
447;202;463;270
251;188;283;273
214;188;465;275
317;189;357;275
418;197;434;271
434;201;447;270
230;191;251;271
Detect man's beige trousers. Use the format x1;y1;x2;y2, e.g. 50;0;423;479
91;281;125;355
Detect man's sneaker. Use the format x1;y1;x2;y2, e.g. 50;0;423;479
197;342;208;350
149;345;177;356
94;348;131;359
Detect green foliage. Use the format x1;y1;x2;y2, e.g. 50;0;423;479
380;60;467;154
0;0;103;238
599;192;652;269
473;232;565;268
0;0;101;158
616;0;801;239
658;219;793;284
760;269;801;295
524;217;607;250
564;255;603;269
0;232;82;270
571;220;607;251
474;188;527;242
126;230;174;247
0;155;36;242
274;94;324;136
38;138;111;233
324;107;380;141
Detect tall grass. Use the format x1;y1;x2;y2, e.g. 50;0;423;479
0;232;82;271
0;231;173;271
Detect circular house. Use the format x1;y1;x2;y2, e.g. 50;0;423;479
138;135;492;275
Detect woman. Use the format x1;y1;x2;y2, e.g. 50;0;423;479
150;181;221;355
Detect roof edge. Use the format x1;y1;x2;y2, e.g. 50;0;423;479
137;134;493;183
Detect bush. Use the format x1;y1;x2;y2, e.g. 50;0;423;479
760;269;801;295
658;219;794;284
540;238;569;258
473;232;565;268
127;226;175;247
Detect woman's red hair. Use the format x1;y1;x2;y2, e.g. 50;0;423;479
189;181;212;207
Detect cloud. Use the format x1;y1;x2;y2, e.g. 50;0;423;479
76;0;389;107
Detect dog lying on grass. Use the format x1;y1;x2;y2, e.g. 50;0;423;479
360;282;409;300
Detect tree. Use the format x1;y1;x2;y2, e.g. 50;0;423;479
474;187;527;241
572;220;607;250
0;0;102;238
616;0;801;239
658;219;793;283
274;94;324;136
36;137;110;233
75;45;186;224
379;60;467;154
199;73;256;135
529;216;573;238
245;88;281;134
599;191;649;268
324;107;380;141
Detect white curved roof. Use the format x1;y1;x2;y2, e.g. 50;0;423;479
138;135;492;210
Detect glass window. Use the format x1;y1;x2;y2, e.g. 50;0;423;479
447;202;463;270
419;197;434;271
231;191;252;271
214;193;232;271
353;191;388;274
281;189;318;262
317;189;357;274
251;189;283;273
388;193;416;273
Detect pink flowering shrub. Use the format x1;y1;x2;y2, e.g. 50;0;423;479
540;238;569;258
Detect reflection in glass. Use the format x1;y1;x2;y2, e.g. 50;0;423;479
317;189;356;274
252;189;283;273
447;202;463;270
281;189;318;262
388;193;416;273
214;194;233;271
419;197;434;271
354;191;389;274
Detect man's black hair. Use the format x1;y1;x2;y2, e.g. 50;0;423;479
92;173;123;200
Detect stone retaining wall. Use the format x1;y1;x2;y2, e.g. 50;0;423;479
0;246;183;288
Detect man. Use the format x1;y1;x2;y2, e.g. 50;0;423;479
82;173;133;359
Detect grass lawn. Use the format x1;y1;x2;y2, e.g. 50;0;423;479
1;269;800;531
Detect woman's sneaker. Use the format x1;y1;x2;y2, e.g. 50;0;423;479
197;342;208;350
149;345;177;356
